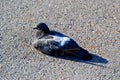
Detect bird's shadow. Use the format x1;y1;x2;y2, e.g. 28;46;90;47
52;53;108;67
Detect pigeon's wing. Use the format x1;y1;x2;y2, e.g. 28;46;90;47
62;39;80;52
61;39;92;60
33;35;62;55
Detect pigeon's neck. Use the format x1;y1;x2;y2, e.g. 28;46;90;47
36;30;48;38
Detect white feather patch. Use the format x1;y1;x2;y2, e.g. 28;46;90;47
53;35;70;46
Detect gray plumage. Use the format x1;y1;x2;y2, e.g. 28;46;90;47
32;22;92;60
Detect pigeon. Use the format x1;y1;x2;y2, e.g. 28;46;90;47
32;22;92;60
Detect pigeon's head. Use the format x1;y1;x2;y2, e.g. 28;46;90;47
33;22;50;34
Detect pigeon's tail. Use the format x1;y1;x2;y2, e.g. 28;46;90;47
63;47;92;60
77;48;92;60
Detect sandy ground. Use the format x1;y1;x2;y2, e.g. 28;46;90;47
0;0;120;80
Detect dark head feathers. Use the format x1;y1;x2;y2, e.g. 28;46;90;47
33;22;50;34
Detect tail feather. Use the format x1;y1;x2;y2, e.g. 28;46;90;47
63;47;92;60
75;48;92;60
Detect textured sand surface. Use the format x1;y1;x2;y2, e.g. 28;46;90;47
0;0;120;80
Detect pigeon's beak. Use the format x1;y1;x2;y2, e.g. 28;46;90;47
33;26;38;29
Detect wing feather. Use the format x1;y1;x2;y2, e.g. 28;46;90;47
33;35;60;54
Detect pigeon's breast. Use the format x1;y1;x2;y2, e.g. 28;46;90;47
53;35;71;47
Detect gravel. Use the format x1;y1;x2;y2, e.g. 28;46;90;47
0;0;120;80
